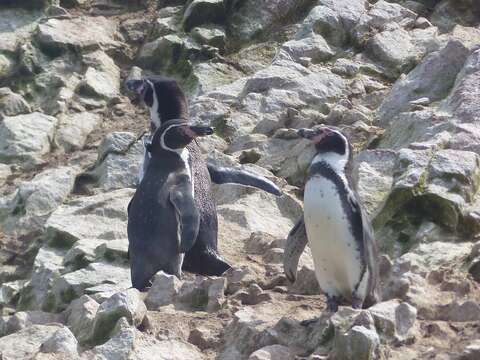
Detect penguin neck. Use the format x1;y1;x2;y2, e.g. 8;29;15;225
311;152;348;176
147;80;189;129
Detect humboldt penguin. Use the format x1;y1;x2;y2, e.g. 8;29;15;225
283;126;378;312
128;119;214;289
125;76;281;276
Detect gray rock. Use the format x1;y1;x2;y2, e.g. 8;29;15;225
89;289;146;345
191;26;226;50
460;340;480;360
92;132;143;190
1;166;79;236
138;34;205;74
183;0;226;31
248;345;293;360
278;32;334;63
65;295;99;344
0;279;24;308
368;300;417;339
354;0;417;43
229;0;315;43
40;327;78;356
45;188;133;245
85;317;204;360
144;271;182;309
378;40;470;126
0;112;57;165
56;112;101;152
0;324;64;360
0;87;31;116
3;311;64;336
176;276;227;312
438;300;480;322
221;304;280;357
333;325;380;360
36;16;118;54
444;47;480;124
17;247;65;311
0;163;11;186
51;262;131;311
299;0;368;46
78;51;120;100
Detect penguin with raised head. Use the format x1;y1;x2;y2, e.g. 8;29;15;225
283;126;378;312
125;76;281;277
128;119;214;289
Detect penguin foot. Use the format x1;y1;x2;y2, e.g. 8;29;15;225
326;295;339;312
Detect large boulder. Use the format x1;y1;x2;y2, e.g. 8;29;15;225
183;0;226;31
0;112;57;165
56;112;101;152
36;16;119;55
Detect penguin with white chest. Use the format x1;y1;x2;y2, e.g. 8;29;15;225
284;126;378;312
128;119;214;289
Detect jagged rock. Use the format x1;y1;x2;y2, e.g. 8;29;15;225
121;17;150;43
229;0;315;43
468;258;480;282
77;51;121;100
0;279;24;308
65;295;99;344
232;283;272;306
353;150;396;217
444;47;480;124
17;247;65;311
221;304;280;357
244;232;277;255
0;112;57;165
460;340;480;360
0;88;31;116
214;183;301;242
40;327;78;357
225;266;258;294
0;324;64;360
56;112;101;152
378;40;470;126
368;300;417;340
430;0;480;32
145;271;182;309
278;33;334;63
89;289;146;345
299;0;368;46
138;34;207;74
437;300;480;322
248;345;293;360
354;0;417;43
2;311;64;336
188;326;219;350
45;188;133;244
36;16;118;54
0;163;11;186
84;317;204;360
177;276;227;312
51;262;131;311
1;166;79;236
191;26;226;50
183;0;226;31
333;325;380;360
92;132;143;190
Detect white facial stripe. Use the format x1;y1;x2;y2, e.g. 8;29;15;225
146;79;161;129
160;123;185;154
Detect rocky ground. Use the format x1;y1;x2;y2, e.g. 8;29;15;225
0;0;480;359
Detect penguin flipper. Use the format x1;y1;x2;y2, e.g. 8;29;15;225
170;178;200;253
283;215;308;283
207;164;282;196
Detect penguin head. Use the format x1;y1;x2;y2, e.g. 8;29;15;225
125;76;188;129
297;126;352;163
150;119;213;154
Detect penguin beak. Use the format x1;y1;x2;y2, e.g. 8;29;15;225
125;79;145;95
186;125;214;137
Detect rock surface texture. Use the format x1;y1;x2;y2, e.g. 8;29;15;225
0;1;480;359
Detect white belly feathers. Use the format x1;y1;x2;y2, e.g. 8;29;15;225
304;176;363;300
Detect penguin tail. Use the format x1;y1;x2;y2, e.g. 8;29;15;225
207;164;282;196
